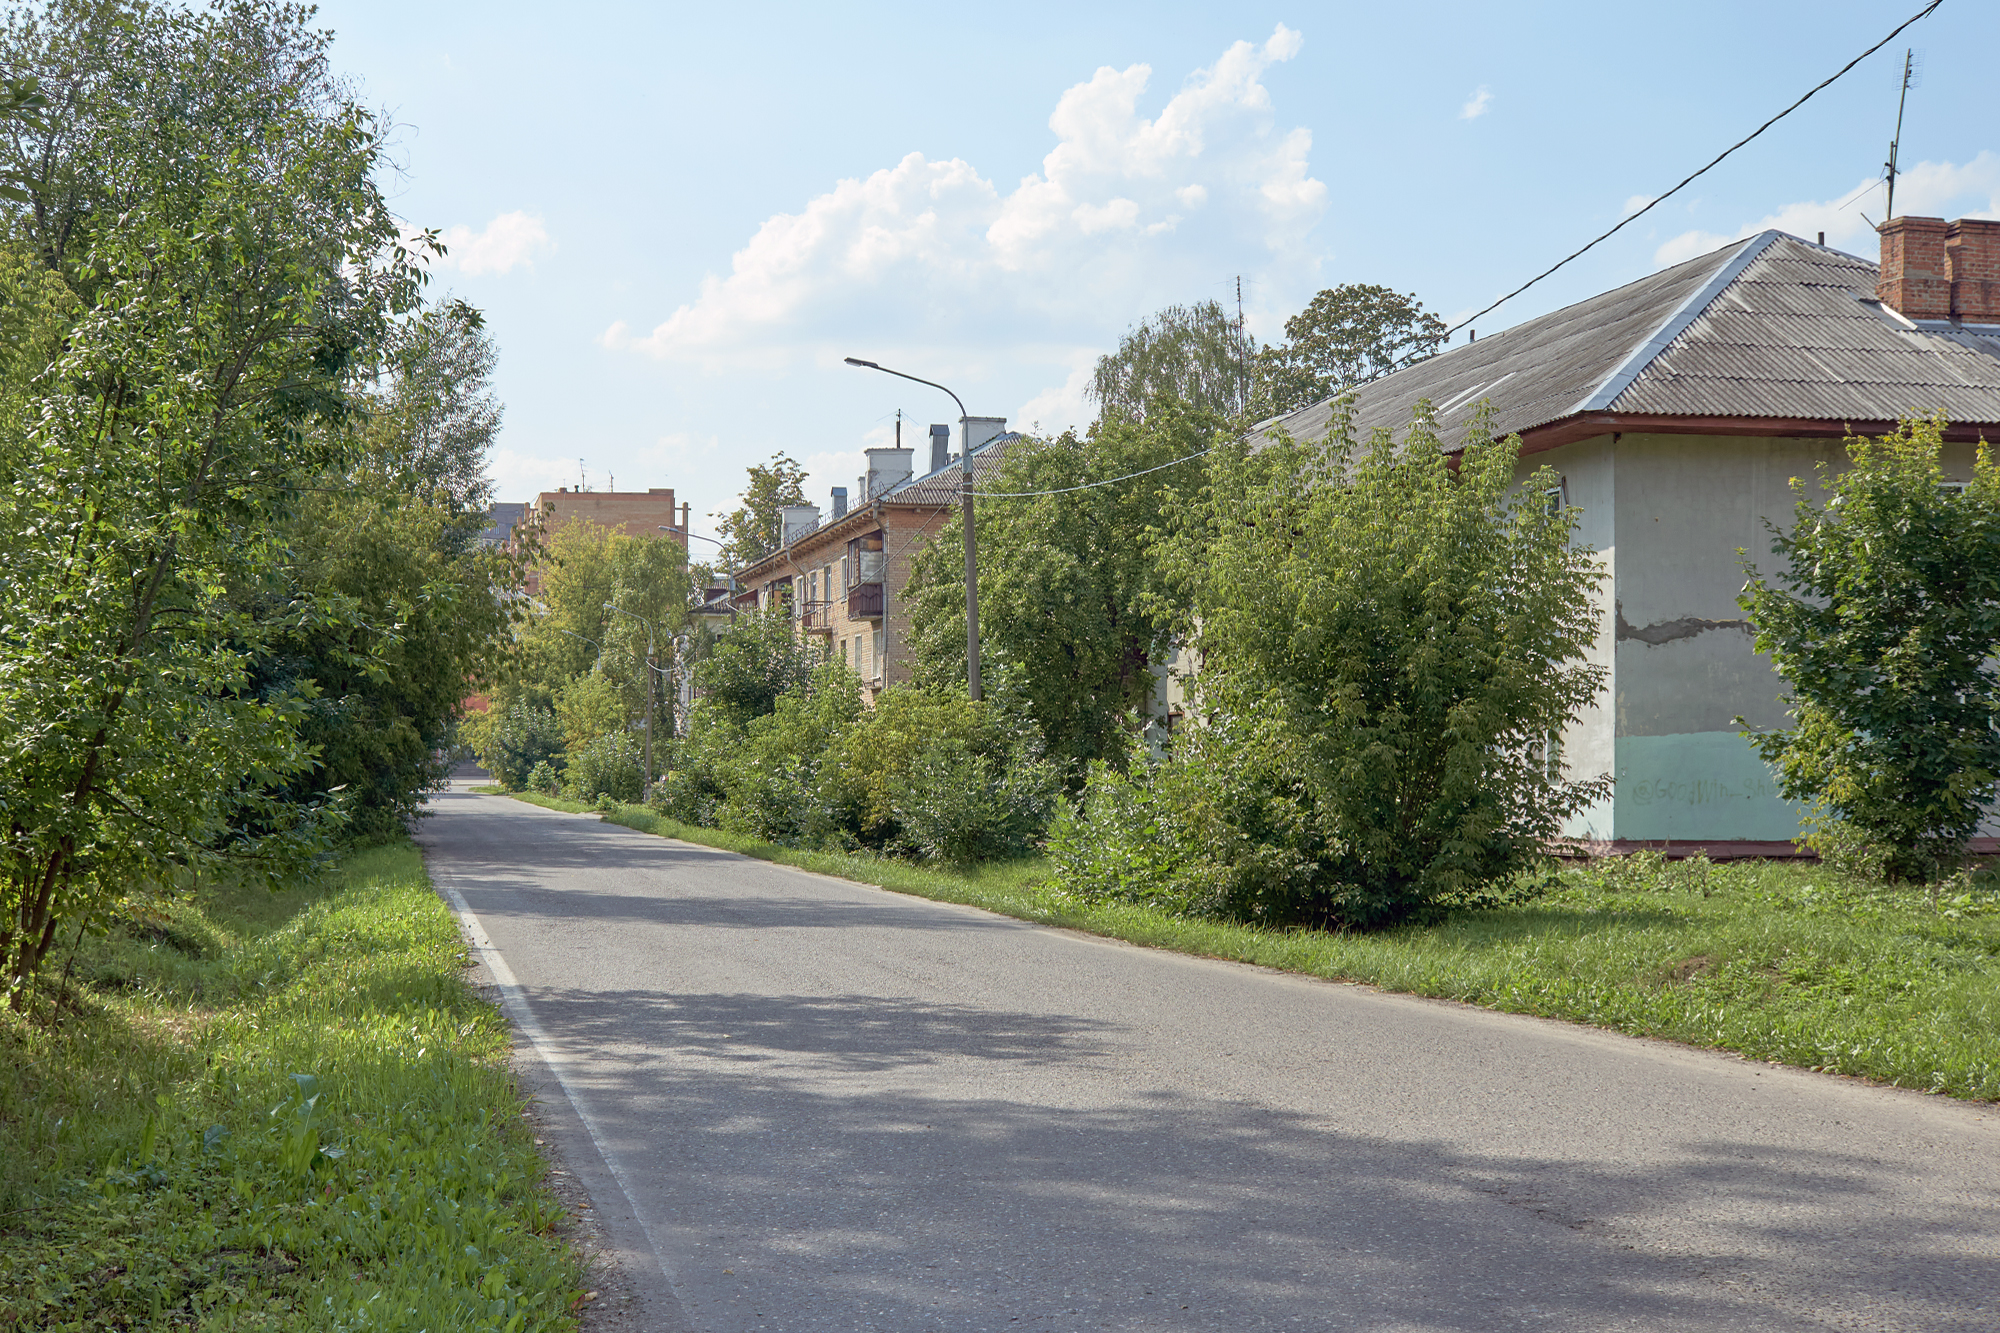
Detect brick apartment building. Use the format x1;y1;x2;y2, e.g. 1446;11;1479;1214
505;486;691;597
733;418;1016;695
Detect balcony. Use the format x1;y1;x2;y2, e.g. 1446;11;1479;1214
797;600;835;634
847;581;884;620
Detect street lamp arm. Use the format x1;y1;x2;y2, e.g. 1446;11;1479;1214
843;357;967;426
842;355;984;702
660;525;729;552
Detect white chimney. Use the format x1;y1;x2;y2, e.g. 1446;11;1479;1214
858;447;913;501
963;416;1007;456
778;504;819;546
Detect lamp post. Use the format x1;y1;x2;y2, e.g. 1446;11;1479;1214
603;603;659;787
842;357;981;702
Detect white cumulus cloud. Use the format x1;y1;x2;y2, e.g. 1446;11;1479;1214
1459;87;1492;120
432;210;553;276
1653;153;2000;267
602;25;1324;369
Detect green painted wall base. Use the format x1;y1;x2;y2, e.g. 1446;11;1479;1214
1615;731;1803;841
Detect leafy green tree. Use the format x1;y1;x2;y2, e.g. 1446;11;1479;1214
714;452;808;569
1068;404;1607;930
692;608;824;728
0;0;427;995
903;410;1211;775
1740;417;2000;882
1089;300;1255;423
1252;283;1448;419
603;533;691;739
479;703;565;790
246;300;516;841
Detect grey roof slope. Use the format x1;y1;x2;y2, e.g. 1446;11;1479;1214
881;431;1025;504
1252;231;2000;451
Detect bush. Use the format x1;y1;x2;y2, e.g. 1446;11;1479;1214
653;661;1059;864
1132;402;1606;929
1741;416;2000;883
561;730;645;804
480;703;566;790
888;734;1059;865
524;759;562;795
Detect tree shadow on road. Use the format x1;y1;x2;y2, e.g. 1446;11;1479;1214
518;985;2000;1333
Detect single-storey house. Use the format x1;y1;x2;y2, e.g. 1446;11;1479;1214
1254;217;2000;851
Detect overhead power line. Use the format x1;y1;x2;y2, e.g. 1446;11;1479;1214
1437;0;1944;342
973;0;1945;502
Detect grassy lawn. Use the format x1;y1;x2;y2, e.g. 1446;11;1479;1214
0;842;584;1332
497;788;2000;1102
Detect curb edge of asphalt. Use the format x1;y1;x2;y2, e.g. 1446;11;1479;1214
429;855;700;1333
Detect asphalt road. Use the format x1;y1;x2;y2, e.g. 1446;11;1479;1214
417;785;2000;1332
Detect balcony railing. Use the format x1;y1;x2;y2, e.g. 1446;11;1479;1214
797;600;835;634
847;581;884;620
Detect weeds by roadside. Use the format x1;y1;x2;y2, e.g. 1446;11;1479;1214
506;789;2000;1102
0;843;584;1332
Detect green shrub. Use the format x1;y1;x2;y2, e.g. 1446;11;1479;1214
888;734;1059;865
1141;402;1606;929
1741;416;2000;882
480;702;565;790
562;729;645;803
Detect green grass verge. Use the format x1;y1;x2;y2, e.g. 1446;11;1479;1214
498;789;2000;1102
0;842;584;1332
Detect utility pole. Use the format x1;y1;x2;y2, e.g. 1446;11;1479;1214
1885;48;1916;221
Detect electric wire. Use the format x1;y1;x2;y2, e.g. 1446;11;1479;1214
1432;0;1944;344
966;0;1945;503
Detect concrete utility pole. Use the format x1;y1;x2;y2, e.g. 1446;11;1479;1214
843;357;982;701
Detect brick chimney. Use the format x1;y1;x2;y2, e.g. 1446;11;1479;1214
1878;216;1950;319
1878;215;2000;322
1946;218;2000;322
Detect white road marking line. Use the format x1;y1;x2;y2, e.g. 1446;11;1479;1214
433;866;690;1308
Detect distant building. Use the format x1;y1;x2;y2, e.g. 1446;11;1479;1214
477;501;527;548
504;486;690;597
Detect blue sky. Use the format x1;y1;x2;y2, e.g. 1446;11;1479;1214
313;0;2000;533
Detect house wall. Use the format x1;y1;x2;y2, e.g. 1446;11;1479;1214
735;503;958;699
1577;431;1980;842
1518;435;1618;839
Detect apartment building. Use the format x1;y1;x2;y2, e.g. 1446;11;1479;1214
733;417;1017;695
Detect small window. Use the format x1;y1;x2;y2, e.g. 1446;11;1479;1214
1939;481;1969;496
1544;477;1568;515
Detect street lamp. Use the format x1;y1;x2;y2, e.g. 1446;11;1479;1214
843;357;982;701
603;602;660;788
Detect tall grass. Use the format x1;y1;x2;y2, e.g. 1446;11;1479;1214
0;843;583;1331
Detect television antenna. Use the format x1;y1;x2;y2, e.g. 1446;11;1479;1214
1884;48;1921;220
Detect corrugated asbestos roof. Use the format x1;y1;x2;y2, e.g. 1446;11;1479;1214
878;432;1025;504
1250;231;2000;451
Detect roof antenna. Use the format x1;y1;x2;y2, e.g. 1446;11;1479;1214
1884;48;1919;221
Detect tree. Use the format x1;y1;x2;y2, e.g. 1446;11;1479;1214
903;410;1211;776
370;298;501;541
1252;283;1447;419
1740;417;2000;882
1063;404;1607;930
1089;300;1256;423
244;299;516;842
692;609;825;728
0;0;428;997
714;452;808;569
